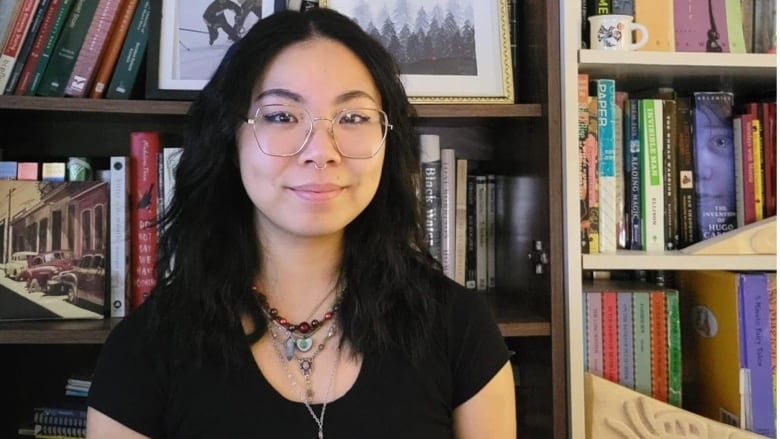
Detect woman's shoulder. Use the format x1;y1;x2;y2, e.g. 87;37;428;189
103;300;159;353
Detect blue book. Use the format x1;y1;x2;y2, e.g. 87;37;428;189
592;78;617;252
691;92;737;241
739;273;775;437
617;291;634;389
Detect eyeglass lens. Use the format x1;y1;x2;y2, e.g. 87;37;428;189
251;105;388;158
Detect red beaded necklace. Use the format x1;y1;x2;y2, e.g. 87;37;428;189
252;284;340;335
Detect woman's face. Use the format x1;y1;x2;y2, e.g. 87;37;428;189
237;38;386;241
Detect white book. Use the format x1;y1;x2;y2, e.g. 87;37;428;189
640;99;665;251
0;0;38;92
486;174;496;290
596;79;617;253
475;175;487;291
440;147;456;280
454;159;468;286
109;156;129;317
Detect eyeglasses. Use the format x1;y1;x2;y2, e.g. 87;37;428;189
242;104;393;159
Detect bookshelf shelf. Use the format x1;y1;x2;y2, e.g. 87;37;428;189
578;50;777;95
582;252;777;271
0;96;543;118
0;318;120;344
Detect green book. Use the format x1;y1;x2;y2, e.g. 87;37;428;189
27;0;74;95
105;0;148;99
632;290;651;397
665;289;681;407
35;0;98;96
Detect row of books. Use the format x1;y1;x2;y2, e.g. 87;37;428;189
583;0;776;53
419;134;497;292
583;284;682;407
0;0;150;99
680;270;776;438
18;375;91;438
578;74;777;254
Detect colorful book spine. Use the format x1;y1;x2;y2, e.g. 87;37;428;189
692;92;737;241
13;0;65;95
675;97;697;247
0;0;39;92
595;79;617;253
724;0;747;53
640;99;665;251
440;147;456;280
104;0;148;99
4;0;49;94
88;0;137;98
454;159;467;286
739;273;774;437
601;290;619;383
625;98;642;250
36;0;100;96
736;114;757;225
586;291;604;377
650;290;668;402
614;91;627;249
636;0;674;51
661;99;679;250
666;289;682;407
109;155;128;317
767;273;777;418
617;291;634;389
750;116;764;221
465;174;476;290
761;102;776;217
420;134;442;263
129;131;160;309
586;96;600;253
674;0;730;52
633;290;651;396
475;174;487;291
578;73;590;253
24;0;73;95
64;0;123;97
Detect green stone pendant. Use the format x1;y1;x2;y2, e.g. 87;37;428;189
296;337;313;352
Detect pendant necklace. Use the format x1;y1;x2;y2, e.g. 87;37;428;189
270;320;337;396
269;322;340;439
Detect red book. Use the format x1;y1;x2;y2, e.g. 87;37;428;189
88;0;137;98
601;291;619;383
762;102;776;217
738;113;758;225
649;290;668;402
0;0;39;92
129;131;160;309
14;0;64;95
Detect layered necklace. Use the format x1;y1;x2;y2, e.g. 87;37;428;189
255;284;343;439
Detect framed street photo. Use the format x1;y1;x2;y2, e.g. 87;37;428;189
147;0;277;99
320;0;514;104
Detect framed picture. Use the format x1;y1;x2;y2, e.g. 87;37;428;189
320;0;514;104
146;0;278;99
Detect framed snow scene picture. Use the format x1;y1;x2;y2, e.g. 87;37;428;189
320;0;514;104
148;0;279;99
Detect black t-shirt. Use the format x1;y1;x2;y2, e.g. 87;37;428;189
88;282;509;438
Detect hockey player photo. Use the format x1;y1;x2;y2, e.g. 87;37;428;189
203;0;243;45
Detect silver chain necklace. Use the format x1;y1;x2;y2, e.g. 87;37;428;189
269;323;340;439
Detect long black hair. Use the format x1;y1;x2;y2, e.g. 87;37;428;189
150;8;444;369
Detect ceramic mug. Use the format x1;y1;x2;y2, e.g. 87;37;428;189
588;15;648;50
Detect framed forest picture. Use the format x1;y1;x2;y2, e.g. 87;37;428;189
320;0;514;103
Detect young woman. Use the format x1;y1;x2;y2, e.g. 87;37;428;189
87;8;515;438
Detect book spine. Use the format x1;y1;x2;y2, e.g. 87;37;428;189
104;0;148;99
614;91;627;249
4;0;48;94
129;131;160;309
665;289;682;407
649;290;668;402
578;73;590;253
475;174;487;291
596;79;617;253
636;0;675;51
675;97;697;247
601;290;619;383
611;0;633;15
640;99;665;251
37;423;86;436
420;134;442;263
740;114;757;224
617;291;634;389
486;174;496;290
454;159;468;286
626;98;642;250
587;96;600;253
724;0;747;52
88;0;137;98
0;0;38;92
161;147;182;225
739;273;775;437
733;116;745;226
465;174;476;290
692;92;737;240
13;0;63;95
109;155;128;317
26;0;73;95
64;0;122;97
661;99;679;250
761;102;776;217
440;147;456;280
768;273;777;416
751;117;764;220
37;0;100;96
633;290;651;396
586;291;604;377
0;2;23;53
